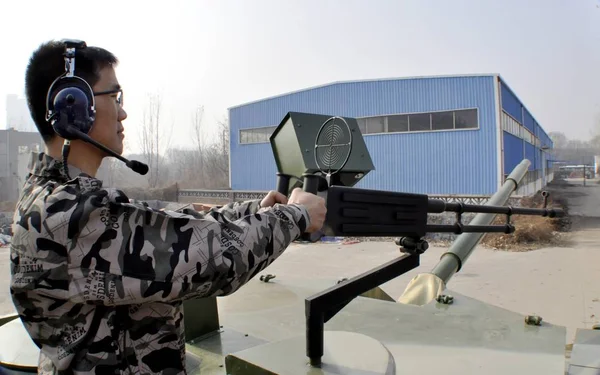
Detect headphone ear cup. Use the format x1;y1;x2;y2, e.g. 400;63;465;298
47;77;95;138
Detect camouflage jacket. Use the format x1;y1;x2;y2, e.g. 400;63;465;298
9;152;310;375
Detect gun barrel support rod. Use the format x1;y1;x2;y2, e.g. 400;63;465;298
430;160;531;284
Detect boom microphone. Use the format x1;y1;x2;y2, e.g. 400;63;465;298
63;124;149;175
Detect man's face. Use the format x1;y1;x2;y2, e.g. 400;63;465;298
89;66;127;155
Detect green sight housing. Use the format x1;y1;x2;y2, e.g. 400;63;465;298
269;111;375;196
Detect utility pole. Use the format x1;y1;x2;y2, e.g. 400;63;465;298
583;157;586;187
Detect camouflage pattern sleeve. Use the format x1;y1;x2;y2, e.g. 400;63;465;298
25;187;309;307
181;199;262;222
127;197;262;222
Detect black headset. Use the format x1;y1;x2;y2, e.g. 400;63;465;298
42;39;148;177
45;39;96;139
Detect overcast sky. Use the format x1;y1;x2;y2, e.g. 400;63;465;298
1;0;599;154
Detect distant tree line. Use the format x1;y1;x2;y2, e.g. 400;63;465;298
548;131;600;166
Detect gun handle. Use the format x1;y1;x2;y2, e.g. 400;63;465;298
299;174;323;243
302;173;320;195
276;173;292;196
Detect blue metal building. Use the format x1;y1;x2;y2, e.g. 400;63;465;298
228;74;554;197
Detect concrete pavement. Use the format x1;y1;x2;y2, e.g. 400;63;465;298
1;230;598;344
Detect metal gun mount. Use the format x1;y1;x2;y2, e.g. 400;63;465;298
270;111;565;367
302;186;563;366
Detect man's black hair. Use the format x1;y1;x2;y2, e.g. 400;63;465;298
25;40;118;142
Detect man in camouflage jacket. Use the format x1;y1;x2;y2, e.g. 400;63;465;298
10;40;326;375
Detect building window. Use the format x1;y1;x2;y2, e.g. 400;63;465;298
359;108;478;135
239;126;277;144
238;108;480;142
522;129;534;144
502;110;543;146
409;113;431;131
387;115;409;132
366;117;385;134
432;111;454;130
454;109;478;129
356;118;367;133
502;111;520;137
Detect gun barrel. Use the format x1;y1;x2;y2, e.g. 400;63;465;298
427;200;564;217
430;159;532;284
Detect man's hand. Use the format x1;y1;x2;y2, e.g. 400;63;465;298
260;190;288;208
288;188;327;233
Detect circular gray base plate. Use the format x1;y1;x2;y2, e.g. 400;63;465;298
318;331;395;374
0;318;39;371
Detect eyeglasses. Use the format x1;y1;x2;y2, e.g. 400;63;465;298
93;88;124;107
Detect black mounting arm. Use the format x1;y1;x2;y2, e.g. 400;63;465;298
305;253;420;367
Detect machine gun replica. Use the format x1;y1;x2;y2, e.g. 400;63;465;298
269;112;565;368
0;111;572;375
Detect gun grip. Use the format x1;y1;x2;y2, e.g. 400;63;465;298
276;173;292;196
299;174;323;243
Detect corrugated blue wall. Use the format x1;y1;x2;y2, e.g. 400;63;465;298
523;108;535;133
499;78;554;175
229;75;500;195
503;132;524;173
525;142;536;171
501;83;522;122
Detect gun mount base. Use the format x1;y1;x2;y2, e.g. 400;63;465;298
217;277;566;375
226;331;395;374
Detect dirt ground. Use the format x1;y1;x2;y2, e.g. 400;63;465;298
1;178;599;346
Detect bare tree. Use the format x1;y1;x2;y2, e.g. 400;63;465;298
165;148;199;188
200;115;230;189
191;105;205;185
549;132;568;149
590;113;600;150
98;157;119;187
139;93;172;188
214;115;229;180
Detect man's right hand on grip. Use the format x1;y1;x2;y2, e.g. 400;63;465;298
288;188;327;233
